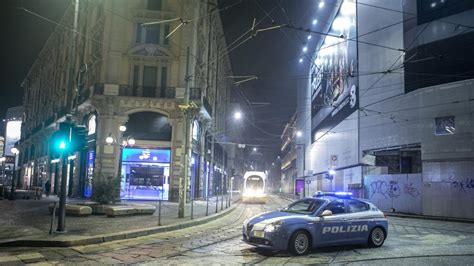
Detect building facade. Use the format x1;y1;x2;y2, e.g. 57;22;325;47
280;113;301;195
19;0;235;202
298;0;474;219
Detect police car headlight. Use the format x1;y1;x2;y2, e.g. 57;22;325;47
264;221;283;233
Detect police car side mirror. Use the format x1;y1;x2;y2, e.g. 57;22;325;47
320;210;333;217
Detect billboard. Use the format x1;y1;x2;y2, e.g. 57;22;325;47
311;0;358;142
4;121;22;156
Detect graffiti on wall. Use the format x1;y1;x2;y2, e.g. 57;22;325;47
404;182;421;198
448;176;474;193
370;180;421;199
370;180;401;199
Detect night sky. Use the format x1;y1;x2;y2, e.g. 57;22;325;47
0;0;334;161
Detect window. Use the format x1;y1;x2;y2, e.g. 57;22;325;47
192;120;200;140
164;24;170;44
147;0;162;10
145;25;160;44
347;199;369;213
325;199;346;214
143;66;158;97
435;116;455;135
87;115;96;135
283;199;325;215
161;67;167;88
133;66;140;96
136;23;143;43
136;23;160;44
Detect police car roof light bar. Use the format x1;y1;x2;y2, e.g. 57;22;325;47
313;191;353;198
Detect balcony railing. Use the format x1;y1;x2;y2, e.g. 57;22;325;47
90;84;212;115
119;86;176;98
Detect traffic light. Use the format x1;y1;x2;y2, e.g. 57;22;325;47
50;121;74;157
50;121;89;158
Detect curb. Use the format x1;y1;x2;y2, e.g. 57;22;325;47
0;203;238;247
385;212;474;224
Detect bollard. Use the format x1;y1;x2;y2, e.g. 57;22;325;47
49;201;57;235
215;192;219;213
190;197;194;220
206;195;209;216
158;200;162;226
221;193;224;211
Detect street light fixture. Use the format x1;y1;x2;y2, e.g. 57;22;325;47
253;147;257;152
105;134;114;145
296;130;302;137
119;125;127;132
234;111;242;120
127;138;136;146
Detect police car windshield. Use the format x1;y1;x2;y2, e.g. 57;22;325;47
282;199;325;215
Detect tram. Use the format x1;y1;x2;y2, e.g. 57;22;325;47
242;171;267;203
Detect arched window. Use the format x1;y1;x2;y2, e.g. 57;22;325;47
125;112;172;141
192;120;200;141
88;115;97;135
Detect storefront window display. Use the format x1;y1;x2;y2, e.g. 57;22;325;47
120;148;171;200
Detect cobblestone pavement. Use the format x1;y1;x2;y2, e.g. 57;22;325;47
1;195;474;265
0;195;230;238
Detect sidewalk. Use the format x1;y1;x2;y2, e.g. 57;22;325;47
0;194;238;247
385;212;474;223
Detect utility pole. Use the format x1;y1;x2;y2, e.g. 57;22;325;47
57;0;79;231
178;47;192;218
66;0;79;112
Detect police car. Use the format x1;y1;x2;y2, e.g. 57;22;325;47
242;192;388;255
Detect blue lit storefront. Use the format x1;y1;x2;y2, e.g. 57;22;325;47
120;148;171;200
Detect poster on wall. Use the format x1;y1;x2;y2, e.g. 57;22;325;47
311;0;358;142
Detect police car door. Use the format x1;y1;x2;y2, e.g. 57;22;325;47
342;199;371;243
316;199;349;245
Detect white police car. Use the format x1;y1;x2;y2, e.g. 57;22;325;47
242;192;388;255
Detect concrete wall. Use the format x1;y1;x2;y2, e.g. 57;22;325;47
423;161;474;219
364;174;423;214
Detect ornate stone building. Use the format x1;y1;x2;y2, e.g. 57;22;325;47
19;0;235;202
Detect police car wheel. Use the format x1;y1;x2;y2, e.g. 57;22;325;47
368;227;385;247
289;230;310;255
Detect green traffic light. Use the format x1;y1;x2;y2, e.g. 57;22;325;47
59;141;66;150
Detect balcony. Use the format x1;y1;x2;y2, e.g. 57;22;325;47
89;84;212;117
92;84;176;99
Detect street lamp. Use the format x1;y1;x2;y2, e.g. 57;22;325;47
253;147;257;152
105;134;114;145
10;147;19;200
119;125;127;132
234;111;242;120
296;130;302;137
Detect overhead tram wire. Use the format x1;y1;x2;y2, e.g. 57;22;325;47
283;0;468;65
359;19;432;98
356;1;474;31
99;1;260;86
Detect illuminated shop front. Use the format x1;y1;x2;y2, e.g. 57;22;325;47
120;148;171;200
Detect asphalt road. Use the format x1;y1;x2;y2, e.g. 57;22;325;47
1;195;473;265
